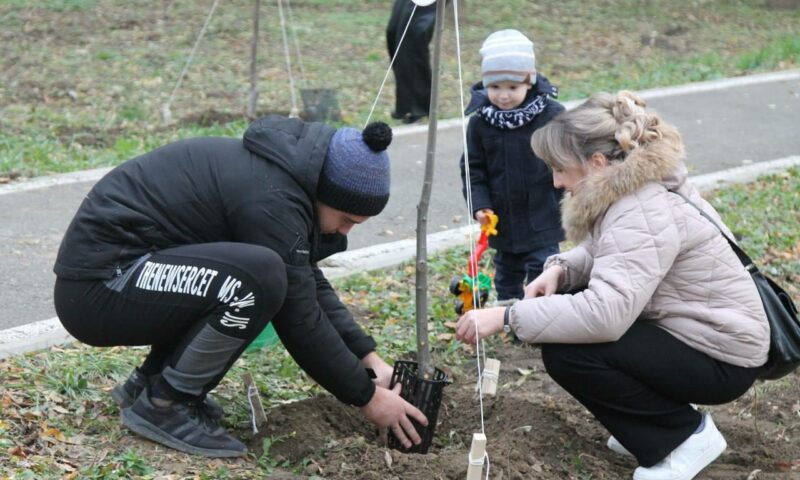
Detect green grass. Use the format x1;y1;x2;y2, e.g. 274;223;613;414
709;167;800;285
1;0;799;178
2;0;98;10
737;34;800;71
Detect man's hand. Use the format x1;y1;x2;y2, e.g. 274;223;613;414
361;352;394;389
524;265;563;299
455;306;504;345
475;208;495;226
360;384;428;449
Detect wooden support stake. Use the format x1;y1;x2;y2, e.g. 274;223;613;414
481;358;501;396
466;433;487;480
243;372;268;429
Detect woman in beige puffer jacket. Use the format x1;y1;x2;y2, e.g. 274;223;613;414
455;91;769;480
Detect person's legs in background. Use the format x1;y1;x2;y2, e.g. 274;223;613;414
386;0;436;122
493;250;526;301
522;243;560;286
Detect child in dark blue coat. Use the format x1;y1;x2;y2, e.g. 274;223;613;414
460;29;565;301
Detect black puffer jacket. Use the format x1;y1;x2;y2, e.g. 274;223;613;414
54;116;377;406
460;77;565;253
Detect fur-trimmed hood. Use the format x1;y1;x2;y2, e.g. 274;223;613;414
561;137;686;242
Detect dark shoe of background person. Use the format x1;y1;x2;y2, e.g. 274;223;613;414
121;387;247;458
391;111;405;119
402;113;427;124
112;367;224;419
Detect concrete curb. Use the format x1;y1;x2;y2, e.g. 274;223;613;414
2;154;798;360
0;318;73;359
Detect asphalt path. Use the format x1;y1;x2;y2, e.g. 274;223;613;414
1;72;798;330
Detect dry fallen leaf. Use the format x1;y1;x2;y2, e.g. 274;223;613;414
2;393;18;408
41;426;67;443
9;446;27;458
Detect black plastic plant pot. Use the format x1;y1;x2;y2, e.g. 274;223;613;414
388;360;449;454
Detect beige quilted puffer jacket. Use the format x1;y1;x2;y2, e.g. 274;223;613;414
509;143;769;368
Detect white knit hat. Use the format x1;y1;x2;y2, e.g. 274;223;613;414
480;29;537;86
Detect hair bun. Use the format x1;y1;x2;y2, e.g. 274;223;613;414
612;91;647;123
612;91;656;151
362;122;393;152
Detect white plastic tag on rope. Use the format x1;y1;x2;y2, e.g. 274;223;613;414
412;0;436;5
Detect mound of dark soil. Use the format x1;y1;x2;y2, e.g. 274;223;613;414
245;344;799;479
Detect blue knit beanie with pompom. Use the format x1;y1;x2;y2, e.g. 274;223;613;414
317;122;393;216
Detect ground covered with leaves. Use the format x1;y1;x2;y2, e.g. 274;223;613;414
2;169;798;478
1;0;800;179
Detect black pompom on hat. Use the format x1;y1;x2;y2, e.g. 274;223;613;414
317;122;393;217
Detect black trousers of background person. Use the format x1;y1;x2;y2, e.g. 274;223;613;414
54;242;288;402
541;323;761;467
386;0;436;119
493;245;560;301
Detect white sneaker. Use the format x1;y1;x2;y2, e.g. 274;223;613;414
608;435;633;457
633;413;726;480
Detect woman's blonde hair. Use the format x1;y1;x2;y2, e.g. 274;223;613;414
531;91;683;170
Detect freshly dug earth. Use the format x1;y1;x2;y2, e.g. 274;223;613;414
249;343;800;479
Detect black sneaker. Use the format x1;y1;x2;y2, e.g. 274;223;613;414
121;387;247;458
112;368;224;419
111;368;148;408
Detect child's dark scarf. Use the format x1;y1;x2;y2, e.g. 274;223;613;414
465;74;558;130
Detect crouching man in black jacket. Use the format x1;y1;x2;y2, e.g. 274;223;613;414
53;117;427;457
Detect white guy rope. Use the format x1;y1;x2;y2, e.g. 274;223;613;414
454;0;491;477
452;1;479;312
363;3;418;127
472;317;491;480
285;0;307;82
276;0;300;117
162;0;221;123
472;319;487;435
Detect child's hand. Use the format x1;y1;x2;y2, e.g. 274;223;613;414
475;209;495;226
524;265;563;298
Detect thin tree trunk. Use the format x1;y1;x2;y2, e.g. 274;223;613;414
247;0;261;120
415;0;446;379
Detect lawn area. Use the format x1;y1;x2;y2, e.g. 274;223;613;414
1;0;800;178
2;168;798;479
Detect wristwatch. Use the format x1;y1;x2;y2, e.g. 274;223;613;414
503;306;512;334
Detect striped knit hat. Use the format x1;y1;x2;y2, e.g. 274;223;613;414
480;29;537;86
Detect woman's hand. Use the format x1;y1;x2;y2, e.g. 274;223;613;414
475;208;495;226
524;265;563;299
360;384;428;449
455;307;505;345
